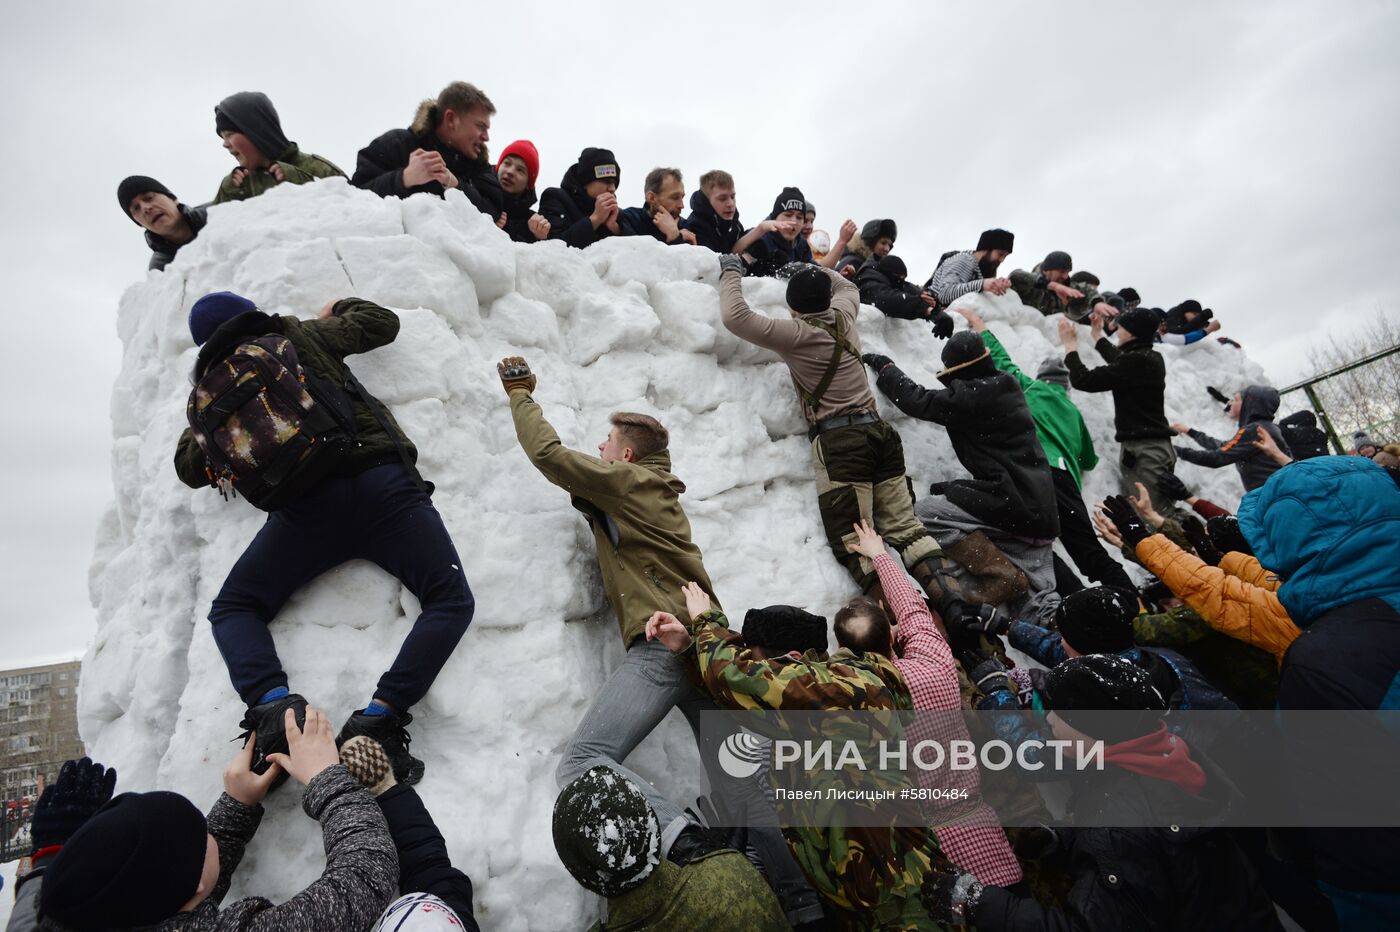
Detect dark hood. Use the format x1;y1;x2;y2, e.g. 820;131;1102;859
1237;385;1280;426
1279;409;1317;429
215;91;291;161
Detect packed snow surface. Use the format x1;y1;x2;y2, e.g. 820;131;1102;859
81;179;1266;929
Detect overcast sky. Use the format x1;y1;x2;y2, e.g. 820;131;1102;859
2;0;1397;668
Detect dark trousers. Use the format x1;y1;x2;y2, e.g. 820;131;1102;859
1051;468;1137;594
208;464;474;710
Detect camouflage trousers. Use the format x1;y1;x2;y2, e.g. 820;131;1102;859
811;420;941;589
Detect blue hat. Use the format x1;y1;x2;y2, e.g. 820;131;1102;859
189;292;257;345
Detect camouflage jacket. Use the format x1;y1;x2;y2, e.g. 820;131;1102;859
691;609;947;930
1009;267;1112;323
592;852;788;932
214;143;345;204
1133;605;1281;710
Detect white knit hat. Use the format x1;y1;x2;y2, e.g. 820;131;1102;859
372;893;467;930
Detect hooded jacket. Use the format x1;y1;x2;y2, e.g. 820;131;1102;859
351;126;504;217
507;392;717;648
1008;266;1116;323
538;164;615;249
1065;337;1173;441
146;203;208;271
212;92;344;205
680;190;743;253
855;256;930;321
873;350;1060;539
1278;410;1330;460
718;266;874;425
174;300;418;492
982;331;1098;489
1238;457;1400;915
1177;385;1291;491
973;756;1281;932
743;229;814;278
499;187;539;244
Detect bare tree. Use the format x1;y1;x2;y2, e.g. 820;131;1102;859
1301;309;1400;448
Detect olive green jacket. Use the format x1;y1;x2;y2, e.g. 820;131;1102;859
213;143;345;204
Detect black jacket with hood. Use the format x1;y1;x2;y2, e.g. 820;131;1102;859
1278;409;1330;460
1177;385;1291;492
681;190;743;253
855;256;929;321
147;203;208;271
874;337;1060;539
352;126;504;217
973;757;1281;932
1064;337;1174;442
538;165;614;249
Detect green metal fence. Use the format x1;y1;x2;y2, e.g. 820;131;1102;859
1278;343;1400;454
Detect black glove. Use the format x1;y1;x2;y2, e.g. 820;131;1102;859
1206;515;1250;557
960;650;1012;696
920;869;983;926
1012;824;1061;862
1180;516;1224;566
717;253;746;276
930;309;955;339
31;757;117;853
1157;472;1193;502
956;603;1009;639
1206;386;1231;405
862;353;894;373
1101;495;1151;548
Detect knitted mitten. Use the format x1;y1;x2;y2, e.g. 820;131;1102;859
339;735;398;796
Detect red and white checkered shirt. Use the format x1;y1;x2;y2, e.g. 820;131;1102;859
877;553;1023;887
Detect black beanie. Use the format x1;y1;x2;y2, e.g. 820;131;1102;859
1042;654;1166;742
1054;586;1138;655
575;147;620;188
41;791;208;930
770;186;807;220
1206;515;1253;558
1117;306;1161;340
1042;250;1072;272
936;331;995;383
1117;287;1141;306
117;175;175;223
743;605;829;655
552;766;660;897
1069;270;1100;287
976;228;1014;252
877;254;908;282
786;266;831;313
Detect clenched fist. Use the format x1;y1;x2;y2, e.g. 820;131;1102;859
497;356;537;396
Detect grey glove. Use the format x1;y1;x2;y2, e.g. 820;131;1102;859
718;254;746;276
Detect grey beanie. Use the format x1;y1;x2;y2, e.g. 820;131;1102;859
1036;357;1071;388
1353;431;1379;453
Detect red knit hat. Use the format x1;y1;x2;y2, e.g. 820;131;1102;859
497;139;540;188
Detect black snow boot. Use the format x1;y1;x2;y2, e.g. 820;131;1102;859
337;709;424;786
237;692;308;788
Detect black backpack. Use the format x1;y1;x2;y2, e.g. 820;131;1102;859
186;333;355;510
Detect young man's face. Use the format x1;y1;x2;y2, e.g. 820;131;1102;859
221;131;269;169
873;237;894;258
497;155;529;195
584;178;618;199
598;426;634;463
129;192;183;236
648;175;686;219
1228;393;1243;420
802;211;816;237
441;106;491;160
708;186;737;221
1044;269;1070;284
777;209;805;240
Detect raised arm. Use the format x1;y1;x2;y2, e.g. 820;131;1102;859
873;360;962;426
717;264;803;351
308;298;401;358
927;252;985;306
507;388;634;509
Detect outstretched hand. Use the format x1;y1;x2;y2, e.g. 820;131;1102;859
1130;482;1166;529
265;705;340;787
846;519;887;560
497;356;537;396
682;580;713;620
718;253;746;276
1099;495;1152;548
1091;508;1124;549
1180;516;1224;567
31;757;119;851
862;352;894;373
224;733;283;807
646;611;694;652
1057;317;1078;351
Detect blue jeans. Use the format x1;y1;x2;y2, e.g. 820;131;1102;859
208;464;474;711
557;638;819;919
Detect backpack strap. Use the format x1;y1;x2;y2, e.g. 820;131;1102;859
793;314;861;416
341;366;432;496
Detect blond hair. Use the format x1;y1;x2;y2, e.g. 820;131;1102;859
699;170;734;195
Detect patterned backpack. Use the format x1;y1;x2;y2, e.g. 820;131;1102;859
186;334;355;510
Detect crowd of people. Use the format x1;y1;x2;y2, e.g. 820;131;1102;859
20;78;1397;931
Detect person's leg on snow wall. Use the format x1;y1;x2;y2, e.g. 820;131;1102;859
1051;467;1137;593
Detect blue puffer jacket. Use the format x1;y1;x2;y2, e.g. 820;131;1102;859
1238;456;1400;625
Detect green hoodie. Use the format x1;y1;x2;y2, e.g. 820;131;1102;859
981;330;1097;489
